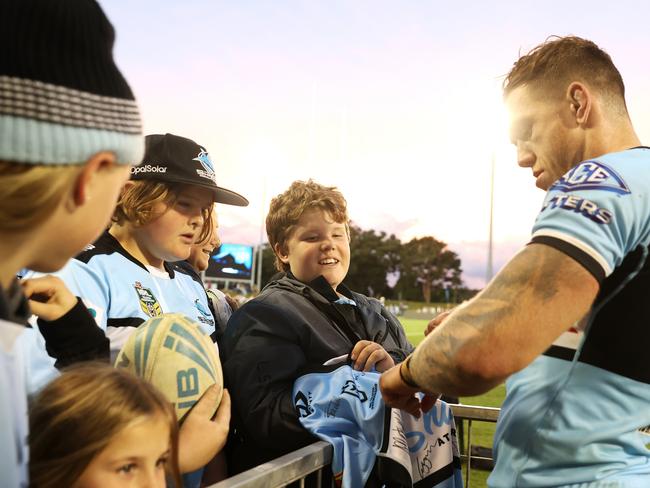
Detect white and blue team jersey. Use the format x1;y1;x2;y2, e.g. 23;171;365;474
54;231;216;360
294;364;462;488
0;320;30;488
0;320;61;488
489;147;650;488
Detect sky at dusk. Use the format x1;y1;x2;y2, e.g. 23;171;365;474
101;0;650;288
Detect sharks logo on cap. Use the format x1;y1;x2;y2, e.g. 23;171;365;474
193;148;215;173
193;148;217;183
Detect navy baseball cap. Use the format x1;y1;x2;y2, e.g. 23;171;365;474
131;133;249;206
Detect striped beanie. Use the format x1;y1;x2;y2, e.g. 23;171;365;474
0;0;144;165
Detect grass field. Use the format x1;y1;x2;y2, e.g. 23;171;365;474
402;318;505;488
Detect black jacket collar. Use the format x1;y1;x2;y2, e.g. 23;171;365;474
276;271;354;303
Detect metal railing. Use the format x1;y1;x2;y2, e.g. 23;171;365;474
209;405;501;488
450;404;501;488
210;441;333;488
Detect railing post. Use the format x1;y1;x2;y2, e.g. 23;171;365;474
465;419;472;488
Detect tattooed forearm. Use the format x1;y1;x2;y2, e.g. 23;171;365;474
408;244;594;396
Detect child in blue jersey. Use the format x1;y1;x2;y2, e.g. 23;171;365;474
0;0;148;484
55;133;249;358
181;209;238;345
54;133;247;482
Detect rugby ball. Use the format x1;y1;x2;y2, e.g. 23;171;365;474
115;313;223;421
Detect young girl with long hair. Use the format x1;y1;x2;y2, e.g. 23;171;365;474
29;364;182;488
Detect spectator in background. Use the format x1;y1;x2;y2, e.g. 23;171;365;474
186;209;222;273
0;0;144;484
180;208;239;344
380;36;650;487
221;180;413;473
29;364;182;488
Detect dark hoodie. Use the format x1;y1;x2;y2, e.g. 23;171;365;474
221;273;412;473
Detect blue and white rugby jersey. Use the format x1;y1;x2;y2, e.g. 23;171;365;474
0;319;61;488
294;364;462;488
54;231;216;360
489;147;650;488
0;320;30;488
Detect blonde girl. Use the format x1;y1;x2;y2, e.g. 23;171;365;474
29;364;181;488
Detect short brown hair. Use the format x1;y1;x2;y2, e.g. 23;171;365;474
504;36;626;110
266;180;349;272
112;180;213;243
0;161;80;232
29;364;181;488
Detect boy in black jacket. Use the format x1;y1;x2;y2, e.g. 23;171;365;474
222;180;413;473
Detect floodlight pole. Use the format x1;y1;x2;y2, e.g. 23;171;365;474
255;178;268;293
255;244;263;292
486;151;495;284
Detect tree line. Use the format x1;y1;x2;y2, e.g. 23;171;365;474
259;224;478;303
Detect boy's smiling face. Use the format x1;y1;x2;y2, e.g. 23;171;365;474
276;208;350;291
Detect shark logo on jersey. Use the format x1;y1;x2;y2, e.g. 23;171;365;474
193;299;215;327
341;380;368;402
194;299;211;318
551;161;630;195
134;281;163;317
294;390;314;418
193;148;217;183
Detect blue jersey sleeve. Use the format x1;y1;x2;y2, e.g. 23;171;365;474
0;321;30;487
20;326;58;394
55;258;110;331
530;150;650;282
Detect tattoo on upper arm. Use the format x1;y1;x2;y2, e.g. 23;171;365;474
457;246;565;331
483;245;563;303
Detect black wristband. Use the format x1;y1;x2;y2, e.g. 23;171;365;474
399;355;420;389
